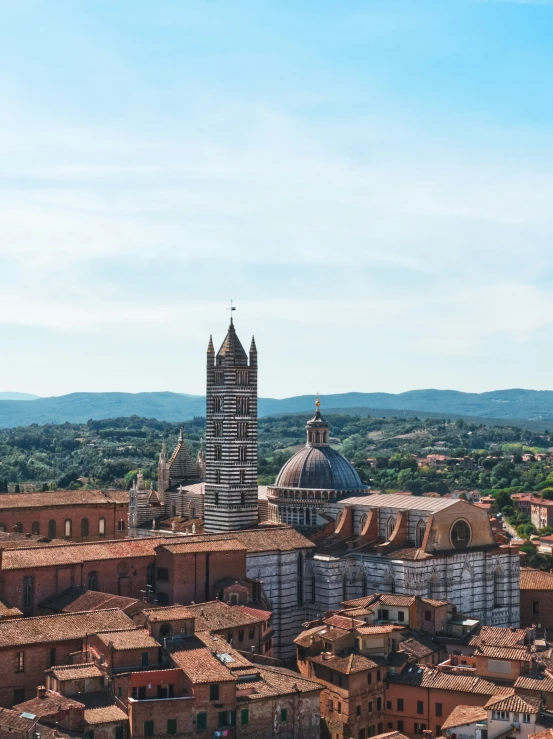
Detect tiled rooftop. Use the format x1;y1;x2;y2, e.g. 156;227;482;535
96;629;159;651
474;645;534;662
48;663;104;681
514;676;553;692
441;705;487;730
158;540;247;554
485;693;542;713
0;609;134;647
0;490;128;509
399;634;443;659
521;569;553;591
2;537;172;570
388;665;514;695
467;625;527;648
337;493;460;512
309;652;379;675
39;587;140;614
0;707;38;733
235;664;322;701
14;691;84;718
79;692;128;725
168;637;237;683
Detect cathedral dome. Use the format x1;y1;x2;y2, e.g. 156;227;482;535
274;444;365;491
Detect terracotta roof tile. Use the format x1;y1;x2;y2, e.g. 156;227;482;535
372;732;410;739
167;637;237;683
399;635;443;659
2;537;172;570
441;705;487;730
235;665;321;701
48;663;104;681
0;707;37;733
0;490;128;509
96;629;159;651
521;569;553;591
309;652;379;674
324;614;365;630
14;691;84;719
515;676;553;692
79;692;128;725
486;694;542;712
39;587;140;614
388;665;514;696
468;625;527;648
0;609;134;648
475;645;534;661
142;601;267;630
356;625;405;635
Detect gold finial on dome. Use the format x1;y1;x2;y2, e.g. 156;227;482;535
315;394;320;409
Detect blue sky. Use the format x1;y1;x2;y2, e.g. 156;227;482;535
1;0;553;398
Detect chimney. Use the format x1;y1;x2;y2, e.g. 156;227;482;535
37;686;47;699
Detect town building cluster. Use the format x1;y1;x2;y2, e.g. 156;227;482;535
0;317;551;738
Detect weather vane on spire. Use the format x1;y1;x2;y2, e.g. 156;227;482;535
227;299;236;322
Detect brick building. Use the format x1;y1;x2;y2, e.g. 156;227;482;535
0;608;133;707
0;490;129;541
520;568;553;629
135;600;274;656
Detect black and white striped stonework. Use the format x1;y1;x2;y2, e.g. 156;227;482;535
203;320;259;533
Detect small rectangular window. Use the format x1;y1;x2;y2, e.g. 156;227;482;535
238;630;244;642
15;652;24;673
436;703;443;717
47;647;56;668
376;697;382;712
157;568;169;581
368;701;373;714
417;701;424;715
281;708;288;722
357;705;361;716
141;652;149;667
210;684;220;701
197;712;207;730
386;701;392;710
328;700;334;712
144;721;154;738
398;611;405;622
241;709;249;725
115;726;124;739
167;719;177;735
425;610;432;620
397;699;404;711
398;721;404;732
249;627;255;639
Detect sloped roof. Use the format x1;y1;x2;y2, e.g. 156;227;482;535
387;665;514;696
515;676;553;692
521;569;553;591
485;694;541;713
337;493;460;512
216;320;248;365
441;705;487;730
309;652;379;675
168;432;199;482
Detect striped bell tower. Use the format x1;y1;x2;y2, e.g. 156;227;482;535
203;317;259;533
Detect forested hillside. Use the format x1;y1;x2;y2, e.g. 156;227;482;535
1;413;552;494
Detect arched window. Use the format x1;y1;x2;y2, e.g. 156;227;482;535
359;514;367;534
88;571;98;591
160;623;172;638
239;470;246;484
215;469;221;484
386;516;396;541
494;568;504;607
451;520;471;550
189;503;196;520
64;519;72;538
118;520;125;531
416;519;426;548
48;520;56;539
171;504;176;517
81;518;89;537
98;518;106;536
31;521;40;535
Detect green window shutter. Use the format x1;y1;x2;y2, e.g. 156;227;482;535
167;719;177;735
230;711;236;727
197;712;207;730
144;722;154;737
281;708;288;722
219;712;226;728
241;709;249;725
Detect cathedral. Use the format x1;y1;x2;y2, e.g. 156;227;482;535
128;317;521;659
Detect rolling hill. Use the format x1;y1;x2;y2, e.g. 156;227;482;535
1;388;553;428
